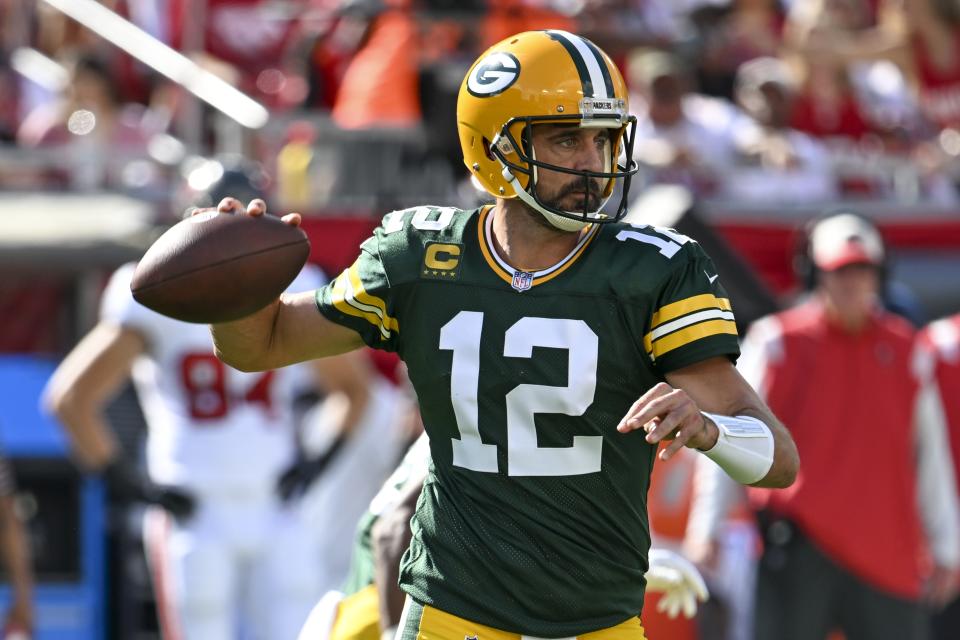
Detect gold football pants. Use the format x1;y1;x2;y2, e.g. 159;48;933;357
397;597;647;640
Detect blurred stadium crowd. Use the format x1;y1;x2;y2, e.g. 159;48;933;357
2;0;960;639
4;0;960;212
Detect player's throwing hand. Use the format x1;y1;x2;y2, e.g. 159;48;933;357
215;197;302;227
616;382;719;461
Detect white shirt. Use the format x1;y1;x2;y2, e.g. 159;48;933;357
100;262;326;497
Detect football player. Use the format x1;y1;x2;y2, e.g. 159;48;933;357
43;261;374;640
209;30;799;638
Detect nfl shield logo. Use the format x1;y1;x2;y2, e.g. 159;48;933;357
511;270;534;292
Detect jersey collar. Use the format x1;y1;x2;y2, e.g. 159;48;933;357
477;206;599;291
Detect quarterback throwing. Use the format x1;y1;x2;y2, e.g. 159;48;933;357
210;30;798;639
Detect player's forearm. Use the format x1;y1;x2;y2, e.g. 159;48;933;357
45;398;118;470
332;386;372;438
698;405;798;489
211;298;283;372
818;27;910;66
739;407;798;489
0;500;32;605
212;292;365;371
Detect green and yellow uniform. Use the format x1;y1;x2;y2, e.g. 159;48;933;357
316;206;739;637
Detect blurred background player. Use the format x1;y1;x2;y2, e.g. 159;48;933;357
293;344;415;596
42;164;376;640
686;212;960;640
0;449;33;640
297;432;431;640
915;311;960;639
644;444;757;640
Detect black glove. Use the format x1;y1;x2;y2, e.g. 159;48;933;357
102;458;196;520
276;432;349;502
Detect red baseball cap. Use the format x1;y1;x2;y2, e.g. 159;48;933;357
809;213;885;271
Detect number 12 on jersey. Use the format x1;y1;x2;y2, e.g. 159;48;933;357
439;311;602;477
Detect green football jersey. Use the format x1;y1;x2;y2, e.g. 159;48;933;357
316;206;739;637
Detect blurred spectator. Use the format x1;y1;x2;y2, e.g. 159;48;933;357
0;55;20;143
691;0;786;101
628;48;740;196
915;312;960;640
479;0;576;49
156;0;313;107
723;56;839;202
0;450;33;639
30;1;152;110
16;53;161;191
303;3;377;111
687;212;960;640
788;0;960;195
331;3;421;130
789;59;876;141
783;0;901;140
578;0;699;58
789;0;956;133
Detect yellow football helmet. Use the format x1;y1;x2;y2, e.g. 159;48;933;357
457;30;638;231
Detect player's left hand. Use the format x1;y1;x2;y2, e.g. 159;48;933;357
645;548;709;619
276;432;349;502
102;458;195;520
275;456;324;502
924;563;960;608
616;382;718;461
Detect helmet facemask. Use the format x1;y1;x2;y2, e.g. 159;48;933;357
490;110;638;231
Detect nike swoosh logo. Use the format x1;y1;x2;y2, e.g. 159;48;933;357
705;270;719;284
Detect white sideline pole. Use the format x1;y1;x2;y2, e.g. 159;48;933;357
40;0;270;130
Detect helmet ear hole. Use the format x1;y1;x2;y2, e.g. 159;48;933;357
482;138;496;161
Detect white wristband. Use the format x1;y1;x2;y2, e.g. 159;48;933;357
699;413;774;485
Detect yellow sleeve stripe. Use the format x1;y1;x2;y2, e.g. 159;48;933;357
650;294;732;330
649;308;736;343
646;318;738;360
346;265;399;332
330;266;398;340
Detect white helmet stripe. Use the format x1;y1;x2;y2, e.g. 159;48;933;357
546;30;609;99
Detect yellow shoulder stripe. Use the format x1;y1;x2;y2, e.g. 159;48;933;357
330;264;398;340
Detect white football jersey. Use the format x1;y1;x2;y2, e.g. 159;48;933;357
101;262;326;496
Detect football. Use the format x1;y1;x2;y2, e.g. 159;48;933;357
131;211;310;323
